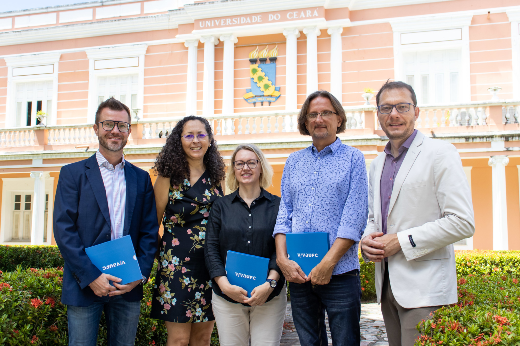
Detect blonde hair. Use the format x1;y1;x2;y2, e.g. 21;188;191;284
226;144;273;192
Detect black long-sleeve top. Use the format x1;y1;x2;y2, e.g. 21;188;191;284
204;188;285;304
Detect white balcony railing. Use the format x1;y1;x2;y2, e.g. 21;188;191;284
0;102;518;149
140;108;367;140
415;101;520;128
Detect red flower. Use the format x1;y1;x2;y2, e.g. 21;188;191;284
49;325;58;332
31;298;43;309
513;278;518;284
31;335;38;344
45;297;56;307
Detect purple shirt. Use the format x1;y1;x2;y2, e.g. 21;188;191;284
380;130;417;235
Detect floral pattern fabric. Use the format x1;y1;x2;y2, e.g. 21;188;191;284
150;171;222;323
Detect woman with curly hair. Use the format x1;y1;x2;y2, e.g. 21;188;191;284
150;115;225;346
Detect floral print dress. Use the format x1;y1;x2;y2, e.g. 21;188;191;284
151;171;222;323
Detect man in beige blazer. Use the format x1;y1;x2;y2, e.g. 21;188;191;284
361;81;475;346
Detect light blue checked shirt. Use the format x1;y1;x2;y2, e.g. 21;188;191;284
96;151;126;240
273;138;368;275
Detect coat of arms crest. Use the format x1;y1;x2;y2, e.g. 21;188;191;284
243;46;281;106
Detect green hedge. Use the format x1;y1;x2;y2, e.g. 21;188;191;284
416;250;520;345
0;245;378;301
0;245;63;272
416;273;520;345
13;246;520;345
0;264;219;346
455;250;520;276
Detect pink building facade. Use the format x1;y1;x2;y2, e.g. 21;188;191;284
0;0;519;252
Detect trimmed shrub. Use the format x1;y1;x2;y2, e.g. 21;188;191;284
415;250;520;345
0;245;63;272
0;245;378;302
455;250;520;276
416;273;520;345
0;264;219;346
359;256;376;301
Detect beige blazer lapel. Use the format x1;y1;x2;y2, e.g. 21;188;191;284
372;155;385;232
387;131;425;217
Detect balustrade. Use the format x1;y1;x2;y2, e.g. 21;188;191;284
0;129;35;148
48;126;97;145
0;101;517;150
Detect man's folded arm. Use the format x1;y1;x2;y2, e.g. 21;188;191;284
53;165;101;289
398;145;475;261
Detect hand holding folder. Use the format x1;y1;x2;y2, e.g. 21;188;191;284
85;235;142;286
286;232;330;277
225;251;269;298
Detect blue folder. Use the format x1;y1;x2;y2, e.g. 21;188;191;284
225;250;269;297
286;232;330;276
85;235;142;285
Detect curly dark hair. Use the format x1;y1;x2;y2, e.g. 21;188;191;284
153;116;225;187
297;90;347;136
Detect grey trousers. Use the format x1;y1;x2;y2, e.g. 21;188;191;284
381;267;441;346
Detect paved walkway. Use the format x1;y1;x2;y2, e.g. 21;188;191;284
280;302;388;346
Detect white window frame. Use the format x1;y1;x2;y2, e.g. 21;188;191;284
507;9;520;100
391;13;472;105
4;53;60;128
86;44;147;124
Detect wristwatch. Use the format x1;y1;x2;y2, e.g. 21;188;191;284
266;279;277;288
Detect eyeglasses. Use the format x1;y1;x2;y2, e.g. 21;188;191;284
182;133;208;141
307;110;337;119
377;103;415;115
99;120;130;133
233;159;259;170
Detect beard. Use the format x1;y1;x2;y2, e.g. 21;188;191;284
98;134;127;152
310;126;331;140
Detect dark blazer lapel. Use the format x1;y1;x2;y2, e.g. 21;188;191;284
123;162;137;236
85;154;111;228
388;131;424;217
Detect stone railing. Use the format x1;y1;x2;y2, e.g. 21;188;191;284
47;125;98;145
0;128;37;148
0;102;518;149
414;101;520;128
140;107;369;139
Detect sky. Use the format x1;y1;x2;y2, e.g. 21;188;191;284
1;0;92;13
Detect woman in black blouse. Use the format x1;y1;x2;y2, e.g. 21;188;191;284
205;143;287;346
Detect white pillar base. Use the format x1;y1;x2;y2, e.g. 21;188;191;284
30;172;49;245
489;156;509;250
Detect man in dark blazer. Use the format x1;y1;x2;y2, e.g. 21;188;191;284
54;97;158;346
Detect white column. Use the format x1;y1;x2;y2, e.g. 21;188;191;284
283;28;300;111
303;26;321;96
200;36;219;117
184;39;199;117
30;171;48;245
489;156;509;250
220;34;238;115
328;26;343;102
